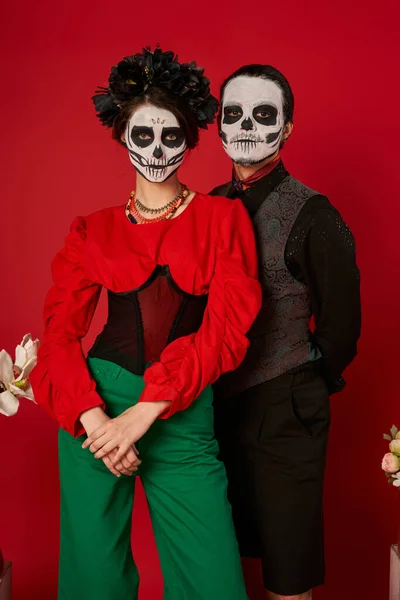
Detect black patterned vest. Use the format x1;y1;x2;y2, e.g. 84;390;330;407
217;175;320;396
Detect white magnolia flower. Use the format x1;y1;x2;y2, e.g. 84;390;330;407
0;334;39;417
0;350;19;416
14;334;40;381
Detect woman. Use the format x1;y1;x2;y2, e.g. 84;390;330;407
31;47;261;600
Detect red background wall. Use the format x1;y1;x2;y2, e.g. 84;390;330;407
1;1;399;599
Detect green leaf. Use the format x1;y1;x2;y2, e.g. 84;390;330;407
384;434;392;441
391;425;398;439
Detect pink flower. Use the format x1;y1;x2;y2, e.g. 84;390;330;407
382;453;400;474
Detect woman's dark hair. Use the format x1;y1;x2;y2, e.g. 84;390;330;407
219;64;294;125
112;86;200;150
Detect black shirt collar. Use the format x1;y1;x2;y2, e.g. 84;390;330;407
226;161;289;217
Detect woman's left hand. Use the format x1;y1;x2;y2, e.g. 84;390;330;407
82;401;171;463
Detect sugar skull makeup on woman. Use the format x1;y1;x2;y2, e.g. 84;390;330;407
30;46;261;600
126;106;186;182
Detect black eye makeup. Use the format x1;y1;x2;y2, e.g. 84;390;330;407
130;126;154;148
223;105;243;125
253;104;278;126
161;127;185;148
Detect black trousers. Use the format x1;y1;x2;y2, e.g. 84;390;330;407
214;363;330;596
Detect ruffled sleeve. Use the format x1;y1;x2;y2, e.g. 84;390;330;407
30;217;105;437
140;198;262;417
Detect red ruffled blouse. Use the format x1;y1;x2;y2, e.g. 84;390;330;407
30;193;262;437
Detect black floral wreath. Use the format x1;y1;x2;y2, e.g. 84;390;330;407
92;46;218;130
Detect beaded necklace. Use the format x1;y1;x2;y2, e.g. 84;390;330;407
127;185;189;224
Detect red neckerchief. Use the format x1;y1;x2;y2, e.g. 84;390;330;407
232;154;281;193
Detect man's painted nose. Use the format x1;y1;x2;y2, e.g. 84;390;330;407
241;118;253;131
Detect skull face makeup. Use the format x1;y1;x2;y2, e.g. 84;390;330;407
126;106;187;182
221;76;285;166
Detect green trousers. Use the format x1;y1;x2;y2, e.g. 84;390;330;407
58;358;248;600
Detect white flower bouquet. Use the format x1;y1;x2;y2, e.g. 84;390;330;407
0;334;39;416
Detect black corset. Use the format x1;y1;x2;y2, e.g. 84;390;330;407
88;265;208;375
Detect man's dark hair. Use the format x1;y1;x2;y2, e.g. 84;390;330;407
219;64;294;125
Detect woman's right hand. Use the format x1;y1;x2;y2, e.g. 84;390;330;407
103;446;140;478
80;407;140;477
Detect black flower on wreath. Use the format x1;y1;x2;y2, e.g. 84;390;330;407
93;47;218;129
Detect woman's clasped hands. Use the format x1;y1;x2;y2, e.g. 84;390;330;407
81;401;171;477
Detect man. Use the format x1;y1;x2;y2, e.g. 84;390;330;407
211;64;361;600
